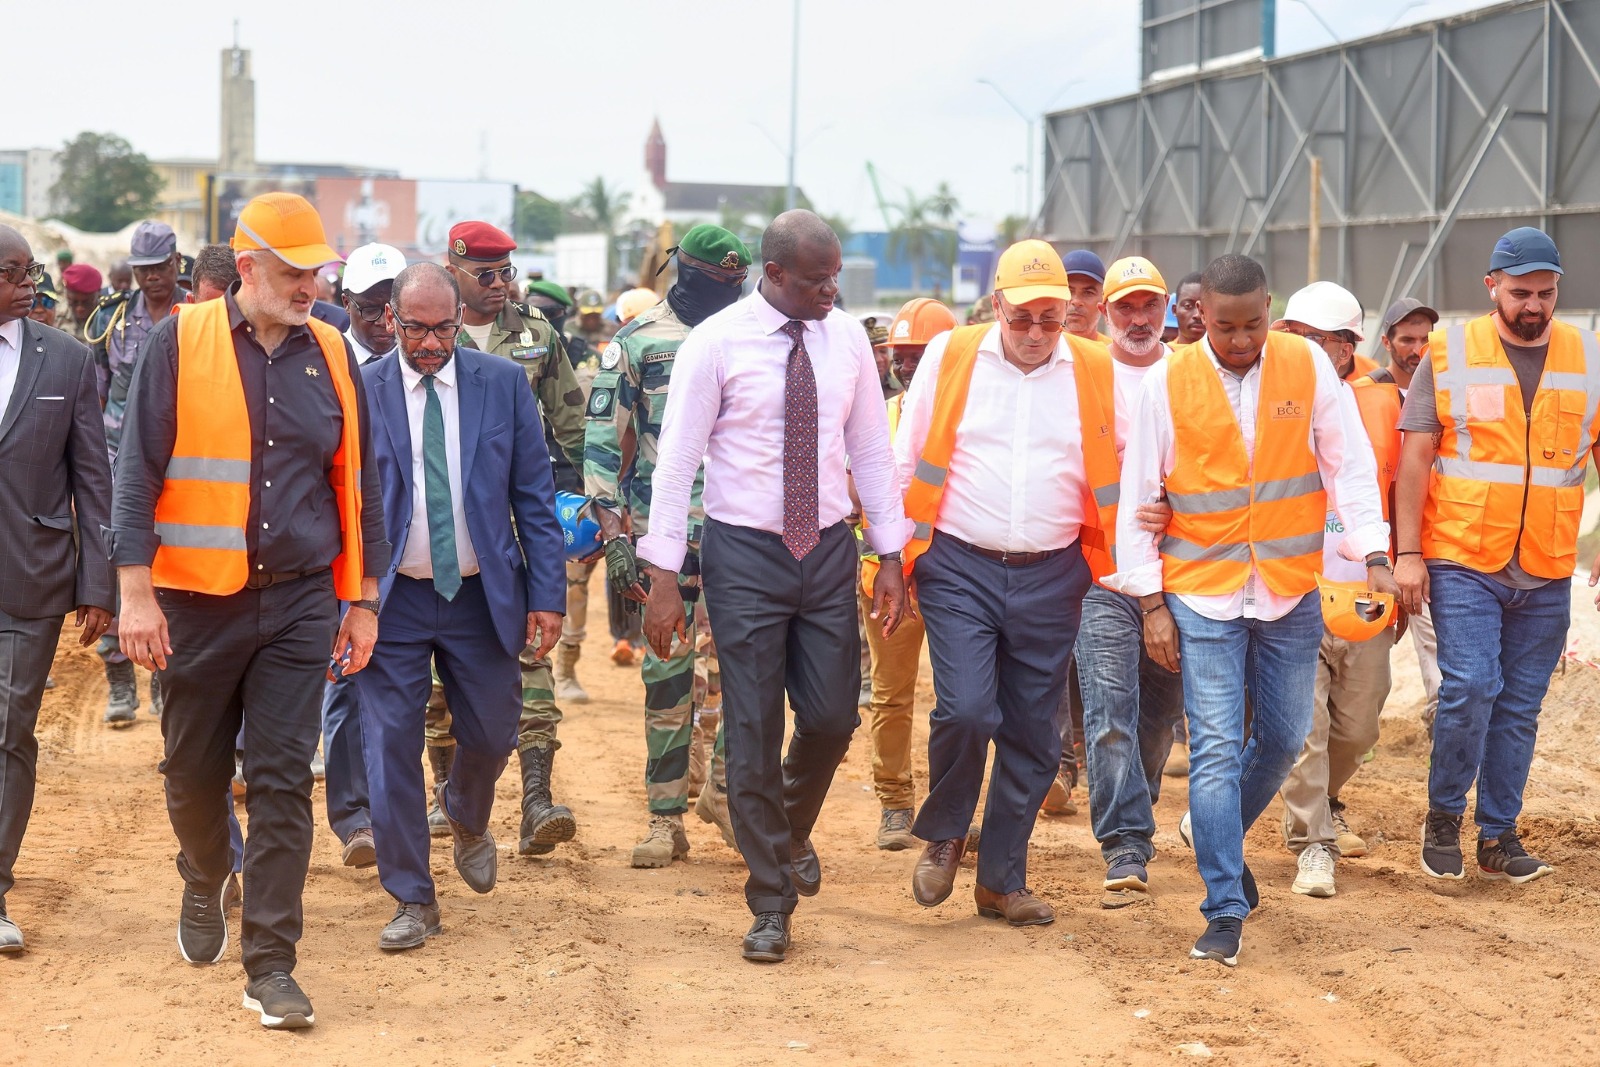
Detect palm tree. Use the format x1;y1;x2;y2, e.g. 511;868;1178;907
928;182;960;226
887;190;957;293
996;214;1029;244
570;176;629;288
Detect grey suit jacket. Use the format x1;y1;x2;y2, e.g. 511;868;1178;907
0;319;114;618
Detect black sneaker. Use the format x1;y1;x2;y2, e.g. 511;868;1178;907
1103;857;1149;893
1477;830;1554;884
1190;916;1243;967
1421;809;1465;880
243;971;315;1029
177;883;227;964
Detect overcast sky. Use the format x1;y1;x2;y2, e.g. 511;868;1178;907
10;0;1492;228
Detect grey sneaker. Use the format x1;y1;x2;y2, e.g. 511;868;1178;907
242;971;314;1029
1476;830;1554;884
104;661;138;728
1421;809;1465;880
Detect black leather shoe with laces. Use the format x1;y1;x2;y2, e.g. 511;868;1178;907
742;911;792;963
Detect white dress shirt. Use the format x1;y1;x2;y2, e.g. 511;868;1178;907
345;328;393;366
638;287;912;573
0;319;20;425
395;357;480;580
1110;334;1387;621
1111;349;1164;460
894;325;1087;553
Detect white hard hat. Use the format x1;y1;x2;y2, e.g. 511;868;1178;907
1279;280;1364;341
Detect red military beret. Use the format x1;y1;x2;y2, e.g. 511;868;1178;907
62;262;104;293
448;221;517;261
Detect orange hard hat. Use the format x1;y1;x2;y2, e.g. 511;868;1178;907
1317;576;1395;642
887;298;959;348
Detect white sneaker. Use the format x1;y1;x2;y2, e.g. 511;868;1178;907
1178;811;1194;849
1293;843;1337;897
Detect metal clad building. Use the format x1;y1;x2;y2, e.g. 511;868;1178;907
1041;0;1600;315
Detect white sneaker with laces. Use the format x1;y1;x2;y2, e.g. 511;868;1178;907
1293;842;1337;897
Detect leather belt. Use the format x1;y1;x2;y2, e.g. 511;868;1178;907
939;532;1072;567
244;567;327;590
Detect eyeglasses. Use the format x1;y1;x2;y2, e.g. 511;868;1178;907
0;262;46;286
393;318;462;341
1001;312;1066;335
349;300;387;324
451;262;518;287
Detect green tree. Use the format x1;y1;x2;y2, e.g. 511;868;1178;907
514;190;563;242
52;132;164;232
996;214;1029;244
886;190;957;293
569;176;629;287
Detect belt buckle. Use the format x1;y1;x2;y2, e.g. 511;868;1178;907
998;549;1010;565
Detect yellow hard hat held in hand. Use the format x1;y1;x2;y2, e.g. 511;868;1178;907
1317;576;1395;642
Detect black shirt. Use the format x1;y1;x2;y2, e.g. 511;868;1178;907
110;286;390;579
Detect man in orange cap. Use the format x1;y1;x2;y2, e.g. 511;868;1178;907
854;297;956;850
898;240;1119;927
112;191;389;1029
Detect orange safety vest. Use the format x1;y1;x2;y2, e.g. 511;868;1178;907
900;324;1121;583
152;297;366;599
1422;315;1600;578
1349;376;1402;522
1161;333;1327;596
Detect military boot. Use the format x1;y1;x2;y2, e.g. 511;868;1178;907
630;814;691;868
426;744;455;838
553;644;589;705
694;744;737;848
149;672;165;718
518;745;577;856
687;707;721;799
104;661;138;728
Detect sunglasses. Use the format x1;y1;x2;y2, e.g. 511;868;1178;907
451;263;518;288
1001;312;1066;335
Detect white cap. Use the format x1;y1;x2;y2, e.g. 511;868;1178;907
1278;280;1364;341
342;243;407;297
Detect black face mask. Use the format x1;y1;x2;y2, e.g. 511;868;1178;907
667;258;744;327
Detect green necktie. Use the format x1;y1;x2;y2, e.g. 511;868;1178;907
422;374;461;601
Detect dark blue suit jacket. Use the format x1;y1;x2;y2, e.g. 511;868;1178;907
361;346;566;657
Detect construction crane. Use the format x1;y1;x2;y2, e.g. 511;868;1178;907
864;162;897;232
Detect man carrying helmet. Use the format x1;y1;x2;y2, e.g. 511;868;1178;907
584;224;750;868
855;297;958;850
1272;281;1402;898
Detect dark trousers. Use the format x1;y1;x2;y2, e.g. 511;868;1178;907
0;608;66;905
158;573;337;977
701;519;859;916
320;655;372;842
355;575;521;906
913;533;1090;894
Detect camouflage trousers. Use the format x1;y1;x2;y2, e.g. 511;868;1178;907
644;592;725;816
425;644;560;755
560;559;596;648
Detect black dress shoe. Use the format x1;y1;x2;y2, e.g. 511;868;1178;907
742;912;792;963
790;838;821;897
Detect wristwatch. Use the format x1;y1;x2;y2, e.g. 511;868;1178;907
351;599;382;613
879;551;903;562
1364;554;1391;569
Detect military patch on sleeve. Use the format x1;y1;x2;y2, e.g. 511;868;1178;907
601;341;623;370
588;386;617;420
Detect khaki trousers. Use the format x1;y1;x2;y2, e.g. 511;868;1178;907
858;588;925;810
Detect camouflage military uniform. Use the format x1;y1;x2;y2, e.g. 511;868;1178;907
556;323;605;658
424;301;586;757
584;299;727;819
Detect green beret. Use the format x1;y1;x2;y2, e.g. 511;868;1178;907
527;279;573;307
677;224;751;272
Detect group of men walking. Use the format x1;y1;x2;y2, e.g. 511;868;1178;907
0;189;1589;1030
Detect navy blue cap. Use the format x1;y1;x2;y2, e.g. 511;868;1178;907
1164;293;1179;330
1063;249;1106;282
1489;226;1562;277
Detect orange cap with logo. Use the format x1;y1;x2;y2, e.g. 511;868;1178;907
231;192;343;270
993;239;1071;304
887;297;959;348
1104;256;1168;304
1317;576;1395;642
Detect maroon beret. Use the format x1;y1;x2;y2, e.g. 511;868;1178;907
61;263;104;293
448;221;516;261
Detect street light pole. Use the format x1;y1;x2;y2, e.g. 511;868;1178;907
1288;0;1341;45
786;0;799;212
978;78;1033;223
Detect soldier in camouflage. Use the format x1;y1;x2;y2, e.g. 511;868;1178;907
584;224;751;868
423;221;588;855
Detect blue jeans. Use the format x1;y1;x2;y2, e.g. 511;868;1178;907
1169;592;1321;921
1426;564;1570;838
1076;585;1185;864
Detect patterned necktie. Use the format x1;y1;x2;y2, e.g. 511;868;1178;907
780;319;820;561
422;374;461;601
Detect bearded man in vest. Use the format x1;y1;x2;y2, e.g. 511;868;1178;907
897;240;1120;927
112;193;389;1030
1114;254;1393;967
1396;227;1599;886
1271;282;1403;899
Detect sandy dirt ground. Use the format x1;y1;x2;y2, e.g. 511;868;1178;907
3;569;1600;1066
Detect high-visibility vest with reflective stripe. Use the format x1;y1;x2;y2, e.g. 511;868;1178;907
1423;315;1600;578
1350;376;1402;522
858;393;903;600
152;297;366;598
900;324;1121;583
1161;333;1326;596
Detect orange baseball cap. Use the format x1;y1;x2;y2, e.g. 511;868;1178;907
231;192;343;270
993;239;1071;304
888;297;959;347
1104;256;1168;304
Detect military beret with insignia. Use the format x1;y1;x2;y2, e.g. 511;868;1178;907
448;220;517;261
675;224;752;272
527;279;573;307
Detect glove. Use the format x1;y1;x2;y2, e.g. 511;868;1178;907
605;535;641;593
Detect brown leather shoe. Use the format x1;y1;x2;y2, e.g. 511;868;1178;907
912;837;966;907
974;885;1055;926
